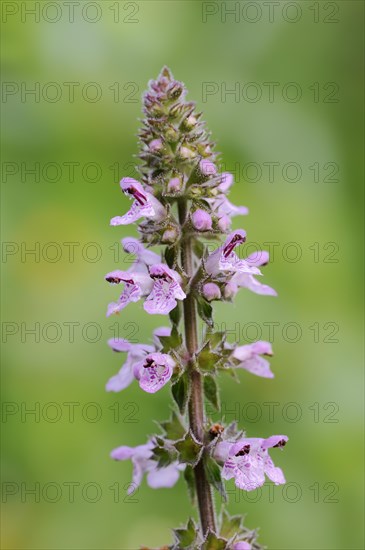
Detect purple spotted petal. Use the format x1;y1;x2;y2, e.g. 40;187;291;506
221;436;287;491
139;352;175;393
106;272;153;317
205;231;261;277
144;264;186;315
111;178;166;225
106;283;141;316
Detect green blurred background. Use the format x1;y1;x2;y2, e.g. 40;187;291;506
1;1;364;548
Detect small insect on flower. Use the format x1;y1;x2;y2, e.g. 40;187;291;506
209;423;225;438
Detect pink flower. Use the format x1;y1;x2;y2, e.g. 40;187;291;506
205;230;261;277
121;237;161;273
218;435;288;491
144;264;186;315
137;352;175;393
228;250;277;297
191;209;213;231
232;341;274;378
105;270;153;317
106;339;153;392
111;440;184;494
110;178;166;226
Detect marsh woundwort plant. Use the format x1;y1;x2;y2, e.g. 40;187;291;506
104;67;288;549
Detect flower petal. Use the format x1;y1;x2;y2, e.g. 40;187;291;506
147;463;181;489
106;362;135;392
138;353;174;393
232;273;277;296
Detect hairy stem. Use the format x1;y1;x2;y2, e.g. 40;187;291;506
178;200;216;536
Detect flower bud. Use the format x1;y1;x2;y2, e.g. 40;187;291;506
165;126;179;142
202;282;221;302
180;146;196;159
181;114;197;131
169;103;184;119
149;139;163;153
218;214;231;232
167;81;183;100
149;103;164;117
161;227;178;243
199;159;217;176
192;209;213;231
223;281;238;300
167;177;182;193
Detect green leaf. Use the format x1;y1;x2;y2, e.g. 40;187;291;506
173;518;198;548
196;294;213;327
183;465;196;503
202;531;227;550
203;375;220;411
165;245;178;269
169;302;182;327
152;439;178;468
204;455;226;501
205;331;225;350
174;431;203;466
219;510;243;539
193;238;205;259
158;326;183;352
159;410;186;441
171;371;189;414
197;343;221;373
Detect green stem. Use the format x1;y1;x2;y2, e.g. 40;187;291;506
178;200;216;536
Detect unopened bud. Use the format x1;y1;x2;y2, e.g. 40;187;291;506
199;159;217;176
218;214;231;232
167;177;182;193
180;146;196;160
202;282;221;302
165;127;179;142
224;281;238;300
192;209;213;231
162;227;178;243
149;139;163;153
182;115;197;131
167;82;183;100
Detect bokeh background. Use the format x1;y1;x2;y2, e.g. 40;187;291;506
1;1;364;549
